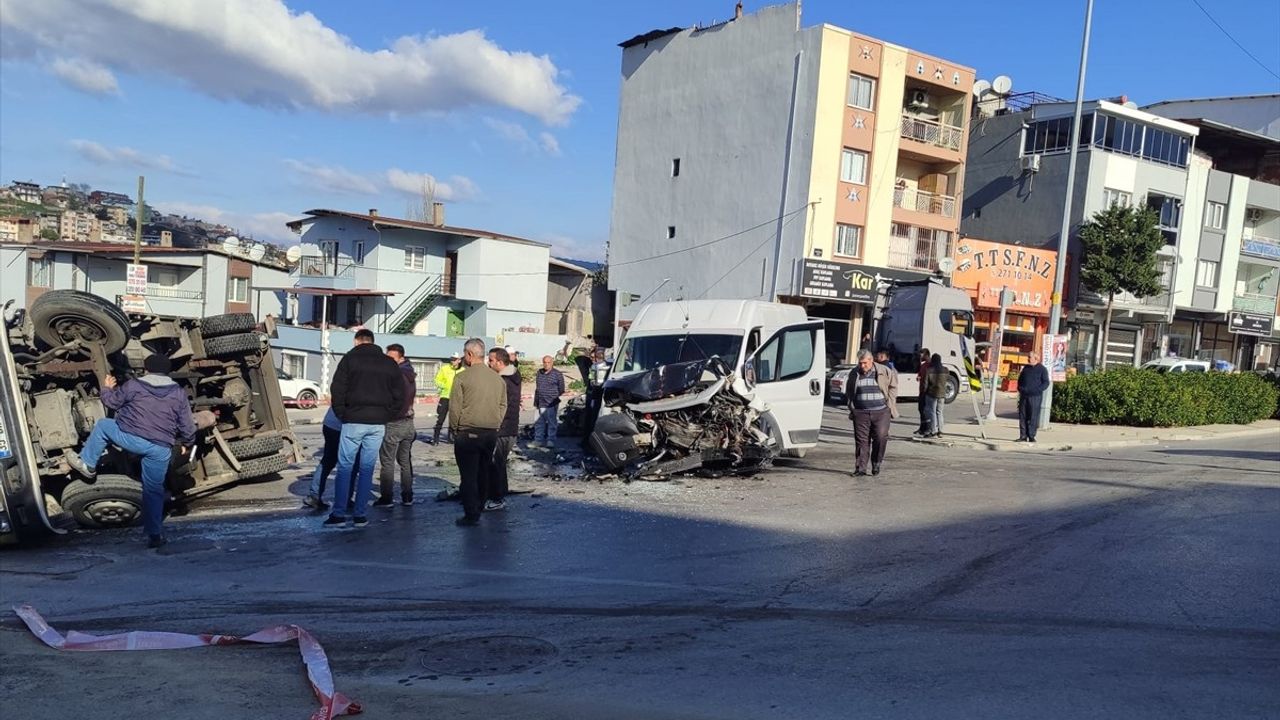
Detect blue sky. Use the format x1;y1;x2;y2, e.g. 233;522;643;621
2;0;1277;260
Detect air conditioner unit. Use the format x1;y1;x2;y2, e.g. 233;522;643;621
1245;208;1264;223
1021;154;1042;173
908;89;931;108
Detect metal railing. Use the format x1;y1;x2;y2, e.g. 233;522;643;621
900;114;964;151
892;187;957;218
1241;234;1280;260
295;255;355;279
1234;292;1278;315
383;273;450;334
887;224;951;273
145;284;202;300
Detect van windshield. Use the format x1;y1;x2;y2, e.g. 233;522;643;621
613;333;744;377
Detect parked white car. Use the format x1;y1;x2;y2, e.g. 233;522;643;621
1140;357;1211;374
276;369;322;408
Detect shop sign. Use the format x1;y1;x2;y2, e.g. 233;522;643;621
121;295;147;313
125;263;149;295
800;260;926;303
1229;311;1274;337
952;239;1056;315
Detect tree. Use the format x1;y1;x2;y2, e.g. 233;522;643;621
39;227;59;240
1078;203;1165;366
405;177;437;222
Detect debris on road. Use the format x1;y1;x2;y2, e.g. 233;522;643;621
12;604;361;720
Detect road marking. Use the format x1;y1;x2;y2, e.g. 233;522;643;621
322;559;752;595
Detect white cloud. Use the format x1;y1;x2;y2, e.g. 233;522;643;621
49;57;119;95
543;233;605;263
154;201;295;244
539;132;562;157
69;139;192;175
0;0;580;124
284;159;378;195
385;169;480;203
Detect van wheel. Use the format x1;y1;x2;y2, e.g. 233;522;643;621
944;374;960;404
60;475;144;529
29;290;131;353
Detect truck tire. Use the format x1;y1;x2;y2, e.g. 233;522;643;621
236;453;288;481
60;475;144;529
200;312;256;339
203;332;262;359
227;434;285;460
944;374;960;404
29;290;131;354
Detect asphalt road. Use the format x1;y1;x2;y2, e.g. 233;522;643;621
1;405;1277;719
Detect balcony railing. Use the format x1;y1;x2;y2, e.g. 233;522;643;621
888;223;951;273
145;284;202;300
1241;234;1280;261
296;255;354;279
1234;292;1278;315
900;114;963;151
892;187;957;218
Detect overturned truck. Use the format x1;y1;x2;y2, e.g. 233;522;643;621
0;290;299;544
585;299;826;479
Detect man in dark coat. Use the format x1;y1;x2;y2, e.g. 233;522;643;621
1017;351;1051;443
374;343;418;507
324;329;405;528
486;347;522;511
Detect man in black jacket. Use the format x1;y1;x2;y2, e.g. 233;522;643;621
324;329;406;528
1017;351;1051;444
374;343;418;507
485;347;522;511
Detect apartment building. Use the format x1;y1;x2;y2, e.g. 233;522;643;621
608;2;973;363
962;98;1200;370
57;209;101;242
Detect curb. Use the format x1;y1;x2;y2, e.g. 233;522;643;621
931;423;1280;453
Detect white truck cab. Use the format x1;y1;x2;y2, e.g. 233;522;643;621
612;300;826;456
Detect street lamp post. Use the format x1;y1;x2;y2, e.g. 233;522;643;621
1040;0;1095;431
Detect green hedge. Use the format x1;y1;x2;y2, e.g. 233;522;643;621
1050;366;1278;427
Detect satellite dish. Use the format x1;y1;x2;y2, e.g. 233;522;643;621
972;79;992;98
1123;101;1138;109
222;236;241;253
285;245;302;263
248;243;266;262
992;75;1013;96
937;257;956;275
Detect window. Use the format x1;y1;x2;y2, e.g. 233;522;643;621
228;276;249;303
28;256;51;287
1207;201;1225;229
1102;188;1132;208
835;224;862;257
280;351;307;379
151;266;179;287
840;148;868;184
671;158;681;177
1196;259;1219;287
613;333;744;376
667;226;676;239
318;240;339;273
1093;114;1189;168
404;245;426;271
345;296;364;326
354;241;366;265
1023;114;1093;155
940;309;974;337
753;326;817;383
1146;193;1182;246
847;73;875;110
411;360;437;396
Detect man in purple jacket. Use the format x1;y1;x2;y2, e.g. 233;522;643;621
65;354;196;549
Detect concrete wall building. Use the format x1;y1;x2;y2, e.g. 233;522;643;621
962;98;1200;369
608;2;974;364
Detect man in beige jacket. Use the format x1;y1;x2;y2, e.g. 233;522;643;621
450;337;507;526
846;349;899;476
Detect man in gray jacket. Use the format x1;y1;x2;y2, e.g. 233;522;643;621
846;349;899;477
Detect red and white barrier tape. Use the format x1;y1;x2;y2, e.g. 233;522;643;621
12;604;362;720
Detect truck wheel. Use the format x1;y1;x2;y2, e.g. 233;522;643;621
60;475;144;529
944;374;960;404
29;290;131;353
203;332;262;359
200;312;256;339
227;434;285;460
236;453;288;481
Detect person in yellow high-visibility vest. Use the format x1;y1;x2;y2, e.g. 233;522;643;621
432;352;463;444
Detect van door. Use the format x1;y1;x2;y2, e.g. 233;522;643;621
746;321;825;451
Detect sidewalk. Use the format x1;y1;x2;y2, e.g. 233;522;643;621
914;395;1280;452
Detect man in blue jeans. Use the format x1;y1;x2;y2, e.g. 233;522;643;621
65;354;195;549
324;329;406;529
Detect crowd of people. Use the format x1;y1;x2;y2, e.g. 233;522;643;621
308;329;569;529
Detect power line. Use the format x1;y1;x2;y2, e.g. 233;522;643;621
697;211;803;299
1190;0;1280;82
609;204;811;269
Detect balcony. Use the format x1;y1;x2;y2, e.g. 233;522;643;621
900;114;963;152
892;187;957;219
888;223;951;273
292;255;377;290
1234;292;1278;315
145;284;202;300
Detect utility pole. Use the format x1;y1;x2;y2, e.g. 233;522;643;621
132;175;146;264
1040;0;1094;432
987;287;1014;421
